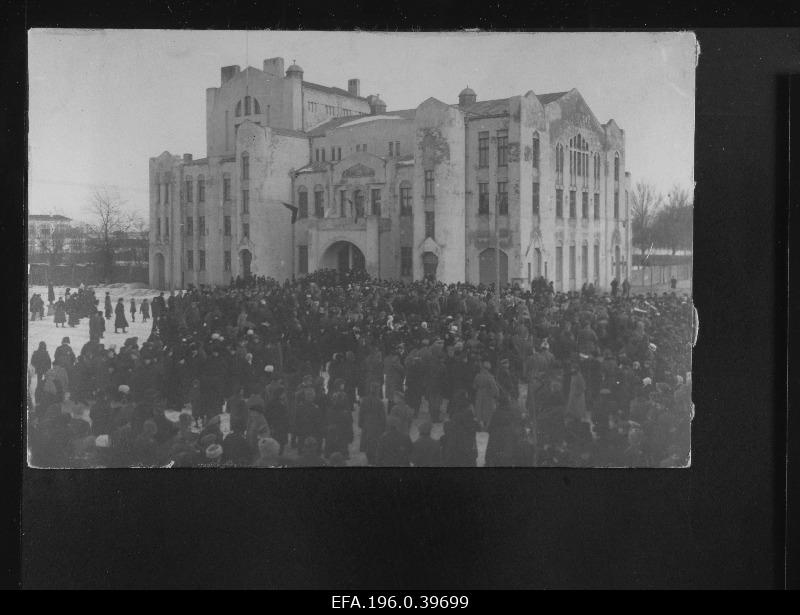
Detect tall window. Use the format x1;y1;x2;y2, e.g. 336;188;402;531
424;170;435;198
164;184;170;204
224;251;231;272
198;216;206;236
556;188;563;219
594;193;600;220
235;100;242;117
224;215;231;236
569;190;576;219
401;247;413;276
198;176;205;202
556;246;563;283
478;131;489;167
532;133;540;170
337;147;342;161
497;182;508;215
478;182;489;214
389;142;394;157
157;218;161;237
298;187;308;219
298;246;308;274
582;245;589;280
314;190;324;218
425;211;435;239
594;153;601;189
241;153;249;180
582;192;589;219
594;244;600;281
532;182;540;216
614;152;620;181
535;248;542;277
400;183;413;216
199;250;206;271
242;189;250;214
321;149;326;162
371;189;382;216
556;144;564;185
186;216;193;236
395;141;400;157
331;147;336;161
569;134;589;188
187;250;194;271
223;176;231;201
614;191;619;219
165;217;169;236
185;177;193;202
242;223;249;238
244;96;251;116
497;129;508;166
340;190;347;217
569;245;576;281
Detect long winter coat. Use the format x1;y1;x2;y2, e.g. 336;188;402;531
54;299;66;324
566;370;587;421
473;368;499;427
114;301;129;330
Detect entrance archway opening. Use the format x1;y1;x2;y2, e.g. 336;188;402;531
240;249;252;279
155;253;165;290
422;252;439;281
479;248;508;288
320;241;365;273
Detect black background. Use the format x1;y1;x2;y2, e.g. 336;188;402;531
4;3;798;590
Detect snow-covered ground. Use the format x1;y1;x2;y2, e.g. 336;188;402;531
27;283;491;466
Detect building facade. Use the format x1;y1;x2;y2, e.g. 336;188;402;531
150;57;632;290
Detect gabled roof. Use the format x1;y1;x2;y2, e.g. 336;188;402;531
308;108;416;137
537;91;569;105
303;80;368;102
462;92;569;118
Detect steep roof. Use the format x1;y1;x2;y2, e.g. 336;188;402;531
308;108;416;137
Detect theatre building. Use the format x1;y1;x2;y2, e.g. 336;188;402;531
150;57;631;290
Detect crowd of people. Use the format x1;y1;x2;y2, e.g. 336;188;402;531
27;270;694;468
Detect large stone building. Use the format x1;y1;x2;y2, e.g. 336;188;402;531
150;57;632;291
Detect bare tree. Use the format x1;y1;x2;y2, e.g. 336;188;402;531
84;188;136;282
630;181;663;257
652;184;694;254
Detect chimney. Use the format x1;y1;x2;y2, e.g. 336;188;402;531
263;57;285;78
183;154;193;163
348;79;361;97
221;65;240;85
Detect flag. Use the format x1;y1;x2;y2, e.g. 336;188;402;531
282;202;298;224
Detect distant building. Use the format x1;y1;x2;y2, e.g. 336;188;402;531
150;58;631;290
28;214;89;260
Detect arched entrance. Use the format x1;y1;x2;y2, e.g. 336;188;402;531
422;252;438;281
155;252;165;290
320;241;365;273
240;249;252;279
479;248;508;287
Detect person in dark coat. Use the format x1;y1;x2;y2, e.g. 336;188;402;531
89;310;105;343
376;416;412;467
265;385;290;454
441;407;480;467
140;298;150;322
129;298;137;322
358;382;386;465
53;337;76;370
104;292;113;319
410;421;442;467
221;412;253;467
114;298;129;333
54;298;67;327
47;283;55;305
31;342;52;384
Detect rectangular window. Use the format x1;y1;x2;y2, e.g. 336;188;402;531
298;245;308;274
198;216;206;236
389;142;394;157
224;215;231;236
425;211;435;239
569;245;576;281
556;189;563;219
400;186;412;216
321;149;326;162
242;189;249;214
315;149;320;162
199;250;206;271
187;250;193;271
165;217;169;236
340;190;347;217
424;170;435;198
298;190;308;219
224;250;231;272
401;247;412;276
614;191;619;219
185;179;193;202
478;131;489;167
331;147;335;161
371;188;382;216
395;141;400;157
198;178;205;202
532;182;540;216
157;218;161;237
223;177;231;201
314;191;324;218
594;244;600;281
164;184;170;204
535;248;542;277
497;130;508;166
186;216;193;236
582;192;589;219
242;223;249;238
478;183;489;214
582;245;588;280
594;193;600;220
556;246;563;282
497;182;508;215
337;147;341;161
242;155;249;180
569;191;576;219
532;135;540;170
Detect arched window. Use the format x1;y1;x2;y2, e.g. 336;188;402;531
569;134;589;188
313;185;325;218
253;98;261;114
297;186;308;219
244;96;251;116
555;144;564;185
241;152;249;180
614;152;620;181
235;100;242;117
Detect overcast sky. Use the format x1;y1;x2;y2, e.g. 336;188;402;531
28;30;696;223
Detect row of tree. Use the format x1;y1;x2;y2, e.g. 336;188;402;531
630;182;693;256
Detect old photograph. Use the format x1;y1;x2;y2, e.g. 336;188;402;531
26;30;696;468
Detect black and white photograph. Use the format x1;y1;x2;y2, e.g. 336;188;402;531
26;30;697;469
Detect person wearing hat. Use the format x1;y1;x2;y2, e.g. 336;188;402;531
565;363;588;424
358;382;386;465
473;361;499;431
113;297;129;334
53;337;75;371
389;390;413;437
53;296;67;327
